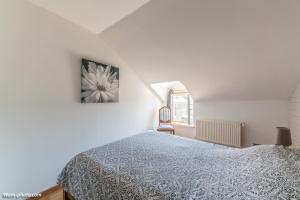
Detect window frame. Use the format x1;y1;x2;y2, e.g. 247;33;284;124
170;91;194;126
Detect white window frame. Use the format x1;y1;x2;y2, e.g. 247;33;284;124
170;91;194;126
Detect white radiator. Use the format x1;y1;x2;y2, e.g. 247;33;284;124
196;120;244;147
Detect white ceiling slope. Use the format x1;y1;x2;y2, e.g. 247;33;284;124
27;0;150;33
100;0;300;101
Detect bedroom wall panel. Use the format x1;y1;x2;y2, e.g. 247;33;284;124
0;0;160;194
289;83;300;146
194;100;289;147
173;124;196;139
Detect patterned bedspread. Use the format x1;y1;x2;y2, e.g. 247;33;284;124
57;132;300;200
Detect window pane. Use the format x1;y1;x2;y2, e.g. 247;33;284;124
189;95;194;124
172;94;188;123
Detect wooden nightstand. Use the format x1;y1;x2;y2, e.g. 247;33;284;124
27;185;64;200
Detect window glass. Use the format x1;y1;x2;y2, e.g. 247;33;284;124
171;93;193;125
189;95;194;124
172;94;188;123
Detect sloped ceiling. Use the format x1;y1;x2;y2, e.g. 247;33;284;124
27;0;150;33
100;0;300;101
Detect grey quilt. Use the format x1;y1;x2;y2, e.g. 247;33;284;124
57;132;300;200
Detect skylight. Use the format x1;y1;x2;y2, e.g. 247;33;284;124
150;81;187;102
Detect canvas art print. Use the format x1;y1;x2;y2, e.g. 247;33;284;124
81;59;119;103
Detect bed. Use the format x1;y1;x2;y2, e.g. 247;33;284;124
57;132;300;200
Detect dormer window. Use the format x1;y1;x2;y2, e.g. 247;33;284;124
171;91;194;125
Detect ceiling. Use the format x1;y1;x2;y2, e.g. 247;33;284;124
100;0;300;101
27;0;150;33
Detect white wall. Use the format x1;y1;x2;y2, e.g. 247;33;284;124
173;125;196;139
0;0;160;194
195;100;289;147
289;83;300;147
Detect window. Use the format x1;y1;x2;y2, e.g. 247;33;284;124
171;92;193;125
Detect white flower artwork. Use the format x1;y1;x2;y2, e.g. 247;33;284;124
81;59;119;103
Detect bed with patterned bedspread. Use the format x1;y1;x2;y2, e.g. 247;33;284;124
57;132;300;200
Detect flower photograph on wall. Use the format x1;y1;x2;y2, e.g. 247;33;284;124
81;59;119;103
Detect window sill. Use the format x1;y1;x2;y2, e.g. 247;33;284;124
172;122;195;128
